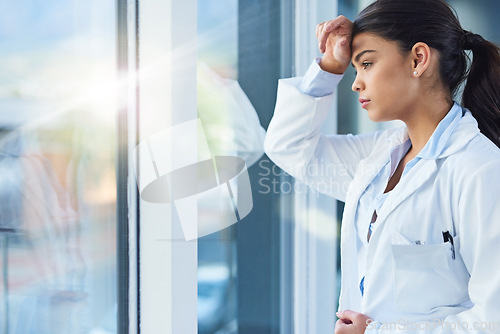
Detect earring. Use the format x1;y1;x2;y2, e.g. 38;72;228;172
413;71;418;75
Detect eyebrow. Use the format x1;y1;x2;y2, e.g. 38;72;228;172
351;49;376;67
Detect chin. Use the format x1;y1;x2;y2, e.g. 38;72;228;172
366;108;394;123
366;109;384;123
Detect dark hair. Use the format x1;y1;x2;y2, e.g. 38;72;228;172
352;0;500;148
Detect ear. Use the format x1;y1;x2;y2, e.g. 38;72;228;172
410;42;431;77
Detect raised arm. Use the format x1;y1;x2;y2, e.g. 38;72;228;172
264;16;387;201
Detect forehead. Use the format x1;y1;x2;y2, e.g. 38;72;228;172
352;32;387;50
351;33;398;61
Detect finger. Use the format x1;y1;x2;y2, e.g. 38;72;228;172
318;16;348;52
336;309;358;322
323;15;353;39
316;22;325;39
334;319;353;334
318;21;331;53
318;20;334;53
318;18;335;52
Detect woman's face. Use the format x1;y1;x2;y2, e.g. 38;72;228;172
351;32;419;122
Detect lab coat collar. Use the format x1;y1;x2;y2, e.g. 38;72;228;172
418;102;462;160
349;103;480;214
385;103;480;160
438;109;479;158
372;103;480;225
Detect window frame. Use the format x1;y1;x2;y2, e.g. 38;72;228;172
136;0;198;333
292;0;339;333
117;0;140;333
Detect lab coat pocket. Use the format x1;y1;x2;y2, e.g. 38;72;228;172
392;242;453;313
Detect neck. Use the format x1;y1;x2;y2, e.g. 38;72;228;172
403;97;453;156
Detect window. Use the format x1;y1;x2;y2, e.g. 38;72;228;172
196;2;238;333
0;0;120;333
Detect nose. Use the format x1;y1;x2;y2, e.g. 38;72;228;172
351;74;364;92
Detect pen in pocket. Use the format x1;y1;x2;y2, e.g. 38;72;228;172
442;230;456;260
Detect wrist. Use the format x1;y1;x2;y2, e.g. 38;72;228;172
319;57;347;75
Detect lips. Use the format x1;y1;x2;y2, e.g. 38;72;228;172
359;98;371;109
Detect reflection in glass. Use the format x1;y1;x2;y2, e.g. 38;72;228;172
196;0;261;333
0;0;117;333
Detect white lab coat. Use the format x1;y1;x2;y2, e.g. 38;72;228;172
264;77;500;333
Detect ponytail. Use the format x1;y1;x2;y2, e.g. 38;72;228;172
461;32;500;148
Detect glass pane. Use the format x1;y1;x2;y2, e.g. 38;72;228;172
0;1;118;333
197;0;285;332
197;1;239;333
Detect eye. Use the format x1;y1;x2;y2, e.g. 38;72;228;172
361;62;372;69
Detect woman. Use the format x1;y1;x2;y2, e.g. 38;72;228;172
264;0;500;333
